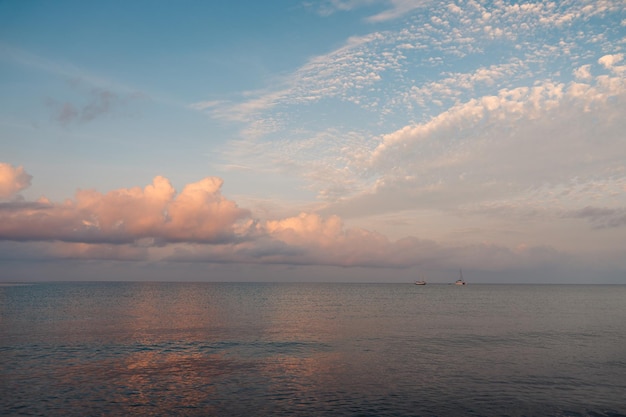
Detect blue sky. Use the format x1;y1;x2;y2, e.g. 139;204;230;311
1;0;625;283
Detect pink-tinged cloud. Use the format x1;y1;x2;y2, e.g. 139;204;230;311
0;163;32;199
0;175;249;244
259;213;568;270
259;212;400;266
153;212;443;268
160;220;572;272
0;169;577;272
265;212;345;246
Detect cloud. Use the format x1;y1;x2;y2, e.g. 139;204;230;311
321;67;626;233
182;0;624;280
566;206;626;229
366;0;431;22
0;169;584;273
310;0;431;22
166;212;426;268
159;211;573;272
0;42;189;123
188;100;223;111
0;163;32;199
225;0;620;126
598;53;626;74
46;86;143;126
0;175;250;244
573;64;592;81
202;0;624;174
400;58;526;108
310;0;375;17
599;54;623;68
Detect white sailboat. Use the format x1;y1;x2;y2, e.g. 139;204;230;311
454;269;466;285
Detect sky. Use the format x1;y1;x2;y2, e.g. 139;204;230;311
1;0;625;283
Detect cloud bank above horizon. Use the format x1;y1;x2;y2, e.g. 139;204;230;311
0;163;623;282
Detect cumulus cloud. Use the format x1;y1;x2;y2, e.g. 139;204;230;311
261;212;408;267
0;175;414;266
0;175;250;244
598;53;625;73
598;54;624;69
0;163;32;199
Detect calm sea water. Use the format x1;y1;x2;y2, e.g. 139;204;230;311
1;282;625;417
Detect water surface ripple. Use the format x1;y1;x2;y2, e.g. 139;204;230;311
1;282;625;416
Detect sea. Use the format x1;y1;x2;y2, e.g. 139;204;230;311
1;282;625;417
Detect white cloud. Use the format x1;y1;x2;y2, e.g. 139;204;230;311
366;0;432;22
204;0;623;136
311;0;432;22
598;53;626;74
311;0;378;16
188;100;223;111
573;64;592;80
599;53;623;68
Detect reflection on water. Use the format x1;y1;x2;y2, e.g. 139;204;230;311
1;282;626;416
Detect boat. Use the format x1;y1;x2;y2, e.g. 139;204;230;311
415;280;427;285
454;269;466;285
